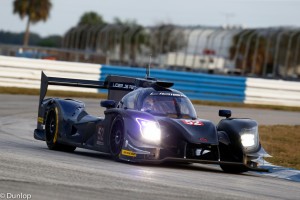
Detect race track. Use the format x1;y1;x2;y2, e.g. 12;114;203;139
0;94;300;200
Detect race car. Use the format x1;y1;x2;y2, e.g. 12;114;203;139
34;71;270;173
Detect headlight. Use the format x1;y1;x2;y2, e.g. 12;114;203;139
240;127;258;147
136;118;161;142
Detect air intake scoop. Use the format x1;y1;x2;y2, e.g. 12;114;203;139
155;81;174;88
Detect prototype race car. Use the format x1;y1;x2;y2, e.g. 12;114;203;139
34;71;269;173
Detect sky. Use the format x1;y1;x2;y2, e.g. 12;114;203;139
1;0;300;37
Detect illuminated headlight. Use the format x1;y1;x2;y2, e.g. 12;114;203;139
240;127;258;147
136;118;161;142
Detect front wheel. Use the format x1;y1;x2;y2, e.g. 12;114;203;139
45;105;76;152
220;164;248;174
109;116;124;161
219;143;248;173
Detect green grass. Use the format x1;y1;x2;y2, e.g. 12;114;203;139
259;125;300;170
1;87;300;170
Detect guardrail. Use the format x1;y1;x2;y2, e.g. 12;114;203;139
1;55;300;107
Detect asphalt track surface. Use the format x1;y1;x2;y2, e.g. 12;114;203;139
0;94;300;200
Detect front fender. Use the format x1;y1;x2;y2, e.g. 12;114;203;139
217;118;260;154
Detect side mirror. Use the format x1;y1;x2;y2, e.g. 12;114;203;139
219;110;231;118
100;100;116;109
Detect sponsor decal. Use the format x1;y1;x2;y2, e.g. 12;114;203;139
110;82;136;90
121;149;137;157
182;119;204;126
150;92;185;97
38;117;44;124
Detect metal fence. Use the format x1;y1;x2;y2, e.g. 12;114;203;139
1;25;300;80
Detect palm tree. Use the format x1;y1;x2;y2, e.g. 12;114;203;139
78;12;105;26
13;0;52;46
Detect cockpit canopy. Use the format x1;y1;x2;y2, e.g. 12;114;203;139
119;88;197;119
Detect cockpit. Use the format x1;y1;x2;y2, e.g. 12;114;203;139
139;91;197;119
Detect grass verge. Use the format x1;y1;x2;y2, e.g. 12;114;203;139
259;125;300;170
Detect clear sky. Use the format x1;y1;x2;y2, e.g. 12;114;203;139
1;0;300;37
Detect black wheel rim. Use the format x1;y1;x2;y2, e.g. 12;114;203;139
110;122;123;156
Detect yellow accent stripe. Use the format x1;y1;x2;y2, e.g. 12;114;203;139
38;117;44;124
121;149;136;157
53;107;59;144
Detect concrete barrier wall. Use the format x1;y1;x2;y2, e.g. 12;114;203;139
245;78;300;107
1;55;300;107
0;55;101;93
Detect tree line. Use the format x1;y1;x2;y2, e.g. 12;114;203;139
0;31;62;47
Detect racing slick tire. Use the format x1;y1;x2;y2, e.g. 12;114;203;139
45;104;76;152
219;144;248;173
219;164;248;174
109;116;124;161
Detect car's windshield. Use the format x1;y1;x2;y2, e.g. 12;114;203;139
140;92;197;119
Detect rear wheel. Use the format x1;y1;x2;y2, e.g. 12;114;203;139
109;116;124;161
45;105;76;152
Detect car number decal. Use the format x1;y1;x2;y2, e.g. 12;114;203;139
182;120;204;126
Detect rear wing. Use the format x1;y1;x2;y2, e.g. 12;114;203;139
39;71;173;105
38;71;107;106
